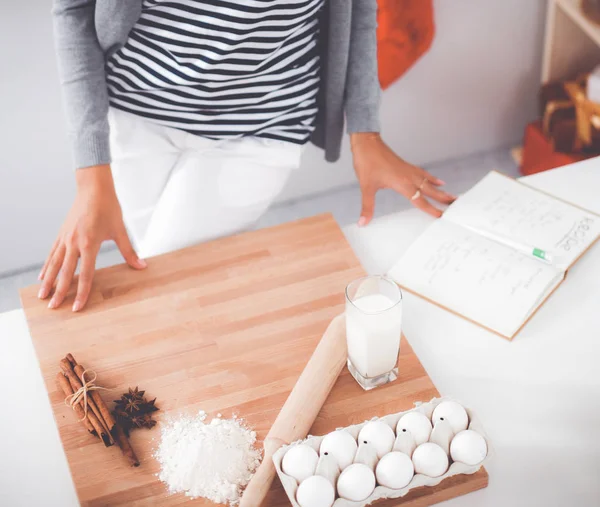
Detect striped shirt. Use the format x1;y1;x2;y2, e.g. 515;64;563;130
106;0;325;145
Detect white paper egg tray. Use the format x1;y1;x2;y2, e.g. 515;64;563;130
272;397;493;507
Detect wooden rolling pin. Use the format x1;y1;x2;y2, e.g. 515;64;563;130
240;314;347;507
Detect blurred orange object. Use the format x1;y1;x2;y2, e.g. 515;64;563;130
521;121;588;176
377;0;435;89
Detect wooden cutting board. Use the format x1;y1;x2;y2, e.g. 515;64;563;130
21;214;487;506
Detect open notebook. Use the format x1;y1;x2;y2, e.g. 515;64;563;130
389;171;600;339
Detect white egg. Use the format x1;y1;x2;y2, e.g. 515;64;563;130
375;452;414;489
296;475;335;507
450;430;488;466
358;420;395;458
282;444;319;483
396;411;433;445
337;463;376;502
432;401;469;434
412;443;449;477
319;430;358;470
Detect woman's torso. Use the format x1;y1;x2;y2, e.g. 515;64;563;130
105;0;325;144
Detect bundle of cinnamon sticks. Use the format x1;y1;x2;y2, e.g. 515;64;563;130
56;353;140;467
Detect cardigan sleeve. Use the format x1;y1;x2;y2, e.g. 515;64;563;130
53;0;111;169
345;0;381;134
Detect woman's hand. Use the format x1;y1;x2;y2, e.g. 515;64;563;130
38;164;146;312
350;133;456;225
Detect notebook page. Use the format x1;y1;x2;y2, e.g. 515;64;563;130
388;220;564;337
442;172;600;270
521;268;565;326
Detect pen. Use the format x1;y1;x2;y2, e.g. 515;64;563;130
464;226;554;264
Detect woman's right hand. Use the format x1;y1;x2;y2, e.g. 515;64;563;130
38;164;147;312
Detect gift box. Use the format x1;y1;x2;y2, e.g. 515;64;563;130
565;79;600;150
521;121;589;176
521;76;600;175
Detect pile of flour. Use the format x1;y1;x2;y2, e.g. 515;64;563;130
155;411;262;505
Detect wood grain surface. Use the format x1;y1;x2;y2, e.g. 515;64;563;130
20;214;487;506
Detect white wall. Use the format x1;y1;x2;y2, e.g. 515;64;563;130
279;0;548;201
0;2;74;276
0;0;547;276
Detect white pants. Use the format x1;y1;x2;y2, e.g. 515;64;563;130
109;109;302;258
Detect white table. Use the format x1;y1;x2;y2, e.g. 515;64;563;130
1;159;599;506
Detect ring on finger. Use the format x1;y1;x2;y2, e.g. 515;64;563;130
411;189;421;201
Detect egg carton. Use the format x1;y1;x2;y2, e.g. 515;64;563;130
272;397;493;507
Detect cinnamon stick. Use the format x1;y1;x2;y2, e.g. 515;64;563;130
60;359;104;423
59;354;142;467
66;353;77;368
57;372;112;445
112;423;140;467
59;358;114;446
85;404;113;446
56;373;97;436
73;363;116;432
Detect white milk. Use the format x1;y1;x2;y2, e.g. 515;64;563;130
346;293;402;378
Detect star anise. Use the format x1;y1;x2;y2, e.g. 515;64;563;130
143;418;157;430
130;413;157;430
112;386;159;436
128;386;145;398
138;398;159;414
125;397;143;413
130;415;144;428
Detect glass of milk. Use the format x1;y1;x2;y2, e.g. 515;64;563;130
345;275;402;390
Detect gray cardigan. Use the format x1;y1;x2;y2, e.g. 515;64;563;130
52;0;381;169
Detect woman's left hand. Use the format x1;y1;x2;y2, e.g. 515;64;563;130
350;133;456;225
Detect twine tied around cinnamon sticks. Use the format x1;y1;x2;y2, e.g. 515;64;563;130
56;353;140;467
64;369;110;422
